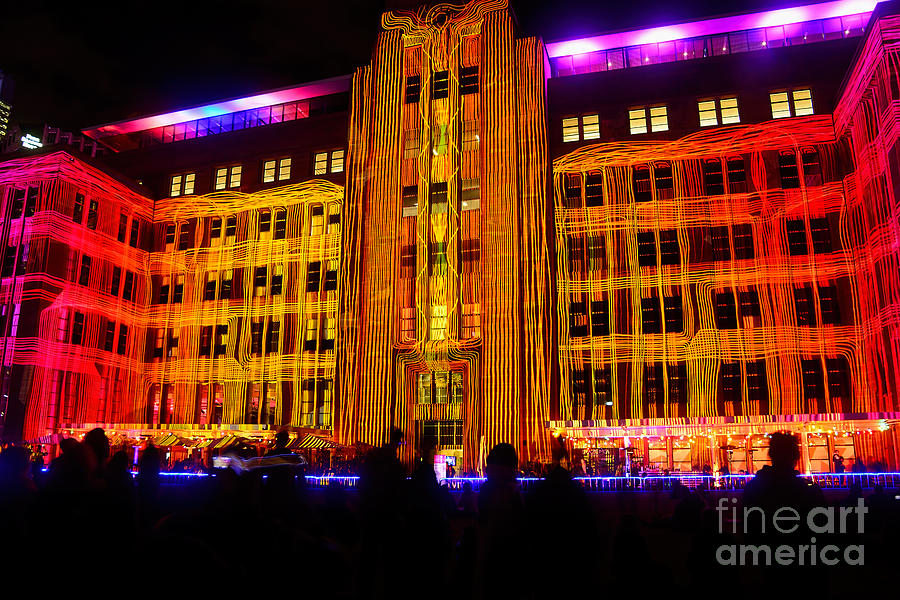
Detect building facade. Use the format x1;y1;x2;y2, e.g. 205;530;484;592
1;0;899;472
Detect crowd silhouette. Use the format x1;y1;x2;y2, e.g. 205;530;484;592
0;428;897;598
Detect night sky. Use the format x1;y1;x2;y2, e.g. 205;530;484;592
0;0;791;133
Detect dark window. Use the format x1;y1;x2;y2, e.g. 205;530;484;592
177;224;190;250
641;297;662;333
794;287;817;326
24;188;37;218
747;360;769;402
116;324;128;356
324;267;338;291
214;325;228;357
590;300;609;336
720;362;741;402
733;224;754;259
594;367;613;406
461;239;480;264
659;230;680;265
739;291;761;318
254;267;268;288
307;261;321;292
1;249;14;277
225;216;237;238
104;321;115;352
219;275;231;300
110;267;121;296
711;226;731;261
259;210;271;233
78;255;91;286
654;162;673;190
587;235;604;270
402;185;418;217
633;165;652;202
786;219;808;255
400;245;417;277
637;232;656;266
174;278;184;303
165;224;176;247
123;271;134;302
274;210;287;239
117;214;128;243
460;65;479;94
809;217;832;253
644;363;664;405
715;292;738;329
584;172;604;206
826;357;850;399
663;296;684;332
199;326;212;356
10;189;24;219
569;302;588;337
405;75;421;104
86;200;99;230
73;193;84;224
430;182;448;211
703;159;724;195
801;359;825;401
159;280;170;304
271;270;283;295
250;322;263;355
433;70;449;99
801;147;822;186
204;276;216;301
819;286;841;325
210;218;222;239
72;312;84;346
266;321;280;354
727;156;746;185
564;175;581;208
129;219;140;248
668;363;688;403
779;151;800;188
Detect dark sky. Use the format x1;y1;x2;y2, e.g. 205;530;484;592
0;0;792;133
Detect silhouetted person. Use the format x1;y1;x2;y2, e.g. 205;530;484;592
265;430;291;456
83;427;110;481
832;451;845;473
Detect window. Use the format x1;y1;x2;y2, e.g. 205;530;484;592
110;266;121;296
711;226;731;261
637;232;656;266
663;296;683;332
801;148;822;186
801;359;825;402
668;364;688;404
820;286;841;325
117;214;128;243
214;324;228;357
321;317;336;351
214;168;228;190
595;367;613;407
103;321;115;352
584;172;603;206
569;301;588;337
460;65;479;94
86;200;98;230
71;312;84;346
73;193;84;224
720;362;741;402
259;210;272;236
220;270;232;300
564;174;581;208
123;271;134;302
433;70;449;99
462;120;478;152
266;319;281;354
659;230;680;265
174;275;184;303
779;151;800;188
170;173;195;196
278;157;292;181
214;166;241;190
715;292;738;329
327;205;340;234
794;287;816;326
204;271;217;301
461;303;480;339
262;160;277;183
168;330;179;358
739;290;761;327
129;219;140;248
400;307;416;341
633;165;652;202
307;261;321;292
199;326;212;357
404;128;421;159
329;150;345;173
313;152;329;175
274;210;287;239
628;108;648;135
229;165;242;188
770;88;813;118
786;219;808;255
562;117;580;142
400;245;417;278
826;358;850;399
581;114;600;140
254;266;268;296
430;182;448;213
402;185;418;217
649;106;668;131
164;224;176;251
733;224;754;259
159;276;170;304
405;75;421;104
271;265;284;295
117;324;128;356
703;159;724;195
323;261;338;292
9;189;24;219
461;178;480;211
698;97;740;126
310;205;324;235
263;158;291;183
641;297;661;333
225;216;237;240
78;255;91;286
177;223;191;250
654;162;673;192
644;363;664;405
727;156;746;186
809;217;832;253
304;317;318;351
747;360;768;402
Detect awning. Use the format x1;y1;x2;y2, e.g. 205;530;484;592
28;433;65;445
212;435;244;450
289;435;338;449
151;433;182;447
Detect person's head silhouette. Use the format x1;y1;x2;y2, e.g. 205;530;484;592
768;431;800;471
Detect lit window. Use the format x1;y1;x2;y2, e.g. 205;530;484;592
720;97;740;123
430;304;447;340
461;178;480;211
792;89;813;115
770;92;791;118
698;100;718;127
278;157;291;180
462;120;478;152
581;114;600;139
215;168;228;190
404;129;421;159
330;150;344;173
563;117;580;142
229;165;242;188
170;175;182;197
770;88;813;118
460;65;479;95
649;106;668;131
629;108;648;134
262;160;277;183
314;152;328;175
183;173;195;194
401;185;418;217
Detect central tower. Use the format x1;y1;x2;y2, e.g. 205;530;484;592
337;0;554;469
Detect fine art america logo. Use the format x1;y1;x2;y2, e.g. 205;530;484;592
715;497;867;566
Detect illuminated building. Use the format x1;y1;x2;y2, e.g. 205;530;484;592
1;0;899;473
0;70;13;140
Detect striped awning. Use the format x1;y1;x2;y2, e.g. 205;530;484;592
151;433;182;447
212;435;244;450
290;435;338;449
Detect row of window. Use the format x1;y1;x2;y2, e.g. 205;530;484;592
405;66;479;103
71;253;137;302
168;149;345;197
402;120;480;158
562;148;823;208
563;88;813;141
400;180;481;217
57;310;129;356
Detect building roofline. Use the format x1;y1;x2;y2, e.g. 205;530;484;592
81;74;352;140
544;0;880;58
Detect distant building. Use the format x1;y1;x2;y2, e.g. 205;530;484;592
0;70;14;139
0;0;898;473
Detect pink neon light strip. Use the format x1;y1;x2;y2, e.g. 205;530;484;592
545;0;881;57
82;75;351;139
